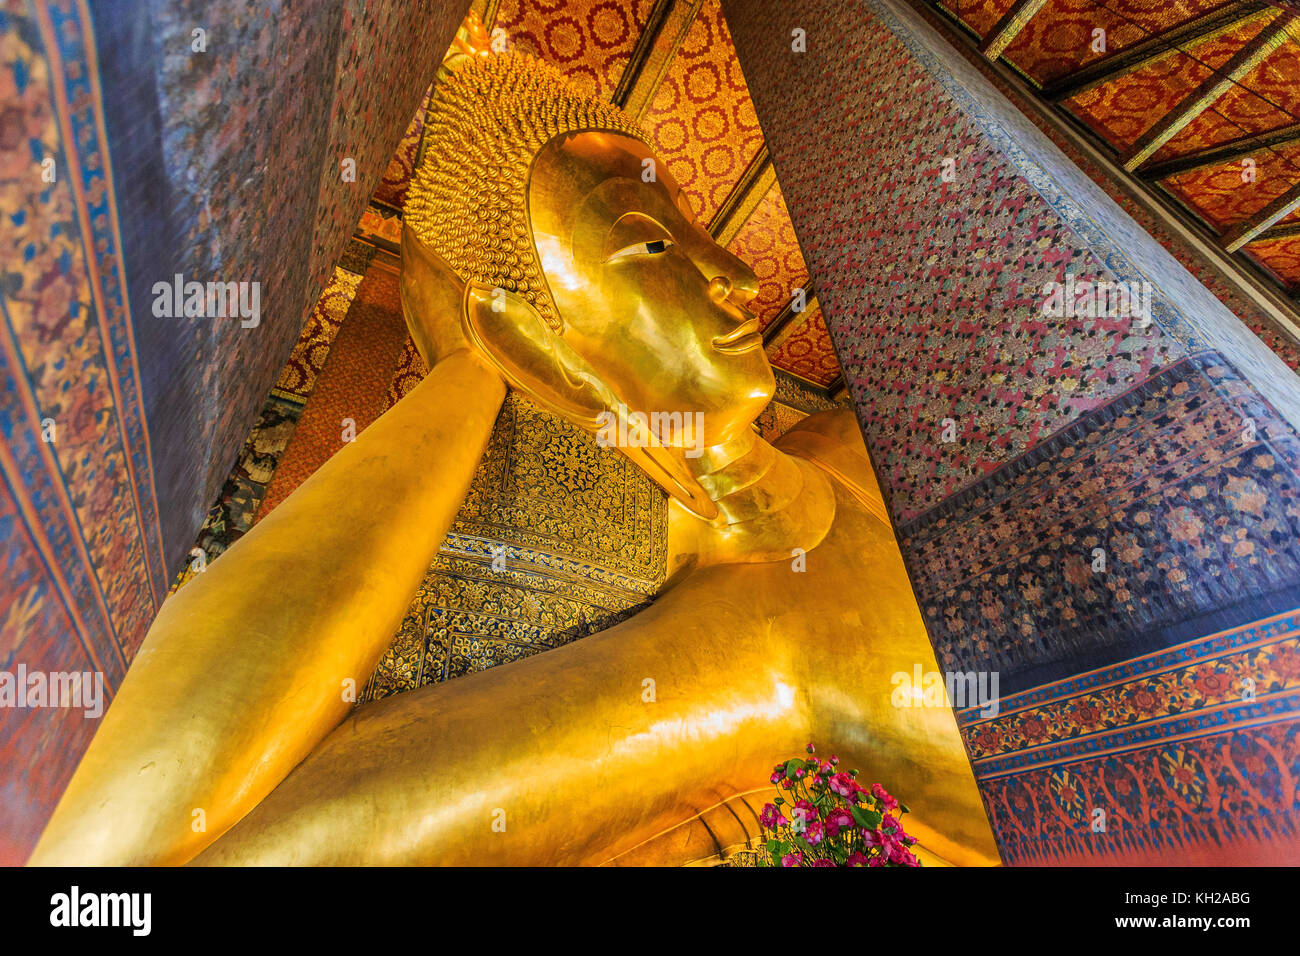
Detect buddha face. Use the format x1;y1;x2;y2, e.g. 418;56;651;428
528;131;775;450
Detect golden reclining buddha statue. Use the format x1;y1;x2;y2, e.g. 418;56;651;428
30;27;998;868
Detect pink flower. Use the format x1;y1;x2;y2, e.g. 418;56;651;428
806;743;816;754
804;820;825;846
760;803;788;829
781;851;803;867
811;858;836;867
881;814;911;845
819;761;835;775
769;769;783;784
872;782;899;811
825;808;854;838
846;851;869;867
828;772;857;797
867;855;886;867
889;843;920;867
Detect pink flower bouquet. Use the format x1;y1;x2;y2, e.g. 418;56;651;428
758;743;921;867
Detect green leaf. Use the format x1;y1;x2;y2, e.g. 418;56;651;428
785;758;802;780
850;805;883;829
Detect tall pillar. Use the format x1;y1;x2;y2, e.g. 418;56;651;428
0;0;463;864
724;0;1300;864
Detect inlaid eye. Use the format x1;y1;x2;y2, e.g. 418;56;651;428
608;238;675;260
604;212;676;263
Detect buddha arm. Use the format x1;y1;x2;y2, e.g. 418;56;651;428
28;350;505;866
189;563;813;867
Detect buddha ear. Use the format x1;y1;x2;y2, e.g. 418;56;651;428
461;280;610;426
462;280;720;521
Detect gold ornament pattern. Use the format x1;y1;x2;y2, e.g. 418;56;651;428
363;390;668;701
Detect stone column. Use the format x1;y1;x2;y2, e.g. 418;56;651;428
724;0;1300;864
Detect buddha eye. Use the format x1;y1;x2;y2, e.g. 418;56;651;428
607;237;676;261
603;212;677;263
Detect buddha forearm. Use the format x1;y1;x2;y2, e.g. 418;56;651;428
28;351;506;866
189;568;811;867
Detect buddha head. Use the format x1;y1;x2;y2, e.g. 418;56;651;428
404;47;774;518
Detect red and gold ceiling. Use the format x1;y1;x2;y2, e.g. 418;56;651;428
936;0;1300;291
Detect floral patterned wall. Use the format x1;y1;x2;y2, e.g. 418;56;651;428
724;0;1300;865
0;0;465;864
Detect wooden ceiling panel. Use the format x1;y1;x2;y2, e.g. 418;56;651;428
1162;140;1300;229
1151;35;1300;162
494;0;659;99
1246;234;1300;284
641;0;765;223
940;0;1021;38
768;305;841;388
1065;15;1274;149
999;0;1235;84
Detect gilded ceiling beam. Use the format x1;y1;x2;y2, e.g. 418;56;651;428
763;285;817;351
1224;180;1300;251
979;0;1049;60
1256;219;1300;243
709;145;776;244
613;0;705;121
1042;1;1271;103
1120;10;1296;172
1140;120;1300;181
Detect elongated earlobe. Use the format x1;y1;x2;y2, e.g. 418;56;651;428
399;226;471;368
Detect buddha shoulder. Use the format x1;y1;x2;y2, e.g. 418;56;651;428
775;408;892;528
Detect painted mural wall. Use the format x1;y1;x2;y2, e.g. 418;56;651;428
723;0;1300;864
0;0;463;865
